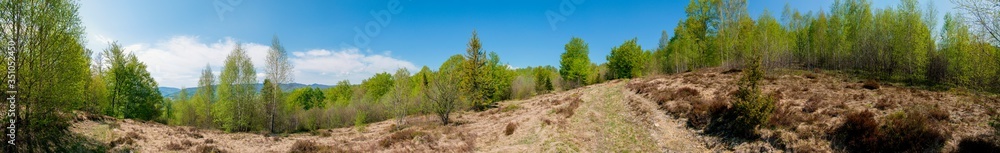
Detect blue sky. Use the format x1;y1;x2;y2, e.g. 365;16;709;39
78;0;955;87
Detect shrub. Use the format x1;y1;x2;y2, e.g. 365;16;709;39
289;140;323;153
672;87;700;100
686;98;728;129
511;74;537;100
832;110;880;152
833;108;949;152
880;109;948;152
379;129;426;148
504;122;518;136
803;96;825;113
862;80;880;90
165;142;186;151
956;136;1000;153
195;145;226;153
710;55;775;138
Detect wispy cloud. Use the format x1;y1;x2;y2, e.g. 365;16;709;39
114;36;415;87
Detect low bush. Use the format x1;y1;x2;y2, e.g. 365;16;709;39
686;98;728;129
862;80;880;90
833;107;949;152
289;140;324;153
672;87;700;100
194;145;226;153
832;110;881;152
165;142;186;151
504;122;518;136
956;135;1000;153
379;129;426;148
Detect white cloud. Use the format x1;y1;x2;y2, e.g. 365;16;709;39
291;48;416;85
122;36;415;87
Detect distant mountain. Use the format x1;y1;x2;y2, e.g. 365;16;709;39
159;83;333;99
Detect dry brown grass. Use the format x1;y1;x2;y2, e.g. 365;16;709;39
289;140;325;153
555;94;583;118
378;129;426;148
803;95;826;113
165;142;186;151
875;97;895;110
195;145;227;153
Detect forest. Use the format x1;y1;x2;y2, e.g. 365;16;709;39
1;0;999;152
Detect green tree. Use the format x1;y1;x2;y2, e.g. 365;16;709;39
1;1;91;150
259;79;277;132
324;80;353;107
425;57;463;124
606;38;646;79
361;72;394;103
462;30;490;111
215;43;260;132
104;43;163;120
263;35;293;133
193;64;216;128
559;37;592;87
391;68;411;128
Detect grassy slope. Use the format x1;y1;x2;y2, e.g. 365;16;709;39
70;67;999;152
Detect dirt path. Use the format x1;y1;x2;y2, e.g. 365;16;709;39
71;80;710;152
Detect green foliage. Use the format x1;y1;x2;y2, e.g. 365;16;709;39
192;65;216;128
264;35;293;133
712;53;775;138
214;44;261;132
462;30;491;111
389;68;413;129
0;0;91;151
606;38;646;79
324;80;353;107
289;87;324;110
361;72;394;103
104;43;164;121
559;37;592;87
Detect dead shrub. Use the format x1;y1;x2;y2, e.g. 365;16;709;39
165;142;186;150
875;98;895;110
768;102;800;128
379;129;426;148
664;101;692;118
181;139;194;147
195;145;227;153
673;87;700;100
879;109;949;152
862;80;880;90
804;73;818;79
289;140;325;153
803;95;825;113
686;98;728;129
832;110;880;153
504;122;518;136
833;108;949;152
927;105;950;121
111;132;144;147
956;135;1000;153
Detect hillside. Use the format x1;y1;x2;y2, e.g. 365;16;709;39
72;68;1000;152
